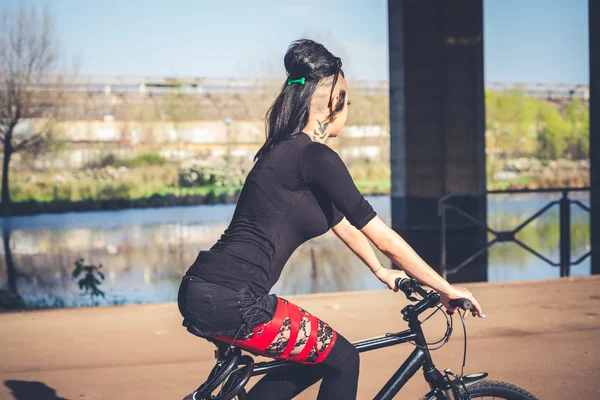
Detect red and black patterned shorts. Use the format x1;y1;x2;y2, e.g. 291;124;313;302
211;297;337;365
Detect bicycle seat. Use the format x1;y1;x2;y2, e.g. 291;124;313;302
182;318;210;338
182;318;235;359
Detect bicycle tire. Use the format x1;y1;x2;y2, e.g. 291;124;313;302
424;379;539;400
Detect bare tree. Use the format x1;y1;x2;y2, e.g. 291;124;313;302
0;5;61;211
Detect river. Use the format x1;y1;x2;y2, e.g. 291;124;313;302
0;193;590;310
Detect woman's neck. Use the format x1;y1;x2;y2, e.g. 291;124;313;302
302;116;331;143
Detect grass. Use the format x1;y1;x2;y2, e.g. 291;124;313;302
487;170;589;191
355;178;391;194
154;178;391;198
10;165;179;203
153;184;237;197
6;159;589;215
487;175;534;191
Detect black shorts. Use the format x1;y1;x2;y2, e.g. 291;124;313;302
177;274;277;337
178;274;339;365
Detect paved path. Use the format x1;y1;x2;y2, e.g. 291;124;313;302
1;276;599;399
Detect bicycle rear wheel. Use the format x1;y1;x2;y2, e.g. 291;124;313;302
425;379;539;400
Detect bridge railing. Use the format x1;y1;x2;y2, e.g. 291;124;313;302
439;187;591;278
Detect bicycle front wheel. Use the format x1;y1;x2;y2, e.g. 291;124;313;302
425;379;539;400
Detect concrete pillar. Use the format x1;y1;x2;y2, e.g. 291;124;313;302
388;0;487;283
590;0;599;275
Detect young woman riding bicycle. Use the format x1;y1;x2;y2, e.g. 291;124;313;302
177;38;483;400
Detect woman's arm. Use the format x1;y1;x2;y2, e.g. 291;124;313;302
359;216;452;294
301;143;481;316
332;217;407;279
360;216;483;317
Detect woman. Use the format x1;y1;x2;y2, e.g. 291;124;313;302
177;39;483;400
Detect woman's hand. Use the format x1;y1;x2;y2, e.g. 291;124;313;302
440;286;483;318
375;266;484;318
374;267;408;292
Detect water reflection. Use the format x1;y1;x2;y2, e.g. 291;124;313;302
1;227;25;308
0;194;590;310
487;192;590;281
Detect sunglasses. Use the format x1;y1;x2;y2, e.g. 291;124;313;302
327;57;343;110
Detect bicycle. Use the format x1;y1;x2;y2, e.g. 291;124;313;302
182;277;539;400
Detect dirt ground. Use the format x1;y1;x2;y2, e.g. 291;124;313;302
1;275;599;400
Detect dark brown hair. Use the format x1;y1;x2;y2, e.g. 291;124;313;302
254;39;346;161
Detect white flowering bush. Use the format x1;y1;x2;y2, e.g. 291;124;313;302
505;157;589;173
178;156;248;188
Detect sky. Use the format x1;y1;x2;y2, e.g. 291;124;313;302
1;0;590;84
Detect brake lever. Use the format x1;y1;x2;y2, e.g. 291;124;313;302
446;309;487;319
399;285;416;301
397;278;424;302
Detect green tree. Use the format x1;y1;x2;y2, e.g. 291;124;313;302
485;88;539;164
564;99;589;160
486;87;589;167
536;101;568;160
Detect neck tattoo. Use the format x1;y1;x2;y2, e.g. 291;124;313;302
311;119;330;143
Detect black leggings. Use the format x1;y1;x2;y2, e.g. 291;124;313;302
246;333;360;400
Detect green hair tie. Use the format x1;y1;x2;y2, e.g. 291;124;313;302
287;77;306;86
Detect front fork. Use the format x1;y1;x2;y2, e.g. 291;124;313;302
423;367;459;399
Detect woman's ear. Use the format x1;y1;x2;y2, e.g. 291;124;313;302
331;93;341;112
327;92;344;121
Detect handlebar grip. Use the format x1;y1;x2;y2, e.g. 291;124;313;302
394;278;403;289
448;298;473;311
395;277;412;291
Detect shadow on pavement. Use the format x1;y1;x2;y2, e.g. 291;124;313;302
4;380;68;400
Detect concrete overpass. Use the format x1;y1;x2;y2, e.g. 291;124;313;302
32;75;590;101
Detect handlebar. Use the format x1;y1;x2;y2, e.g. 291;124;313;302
448;298;473;311
394;277;475;313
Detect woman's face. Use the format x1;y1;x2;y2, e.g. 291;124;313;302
326;76;349;138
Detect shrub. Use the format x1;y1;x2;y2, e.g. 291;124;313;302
98;182;134;199
178;157;247;188
87;154;118;169
77;183;97;200
119;153;167;167
205;188;217;204
52;184;73;201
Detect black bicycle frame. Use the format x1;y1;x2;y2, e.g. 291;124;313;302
249;325;440;400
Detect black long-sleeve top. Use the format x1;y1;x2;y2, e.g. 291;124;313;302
187;132;377;295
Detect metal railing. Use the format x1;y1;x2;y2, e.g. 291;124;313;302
439;187;591;278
